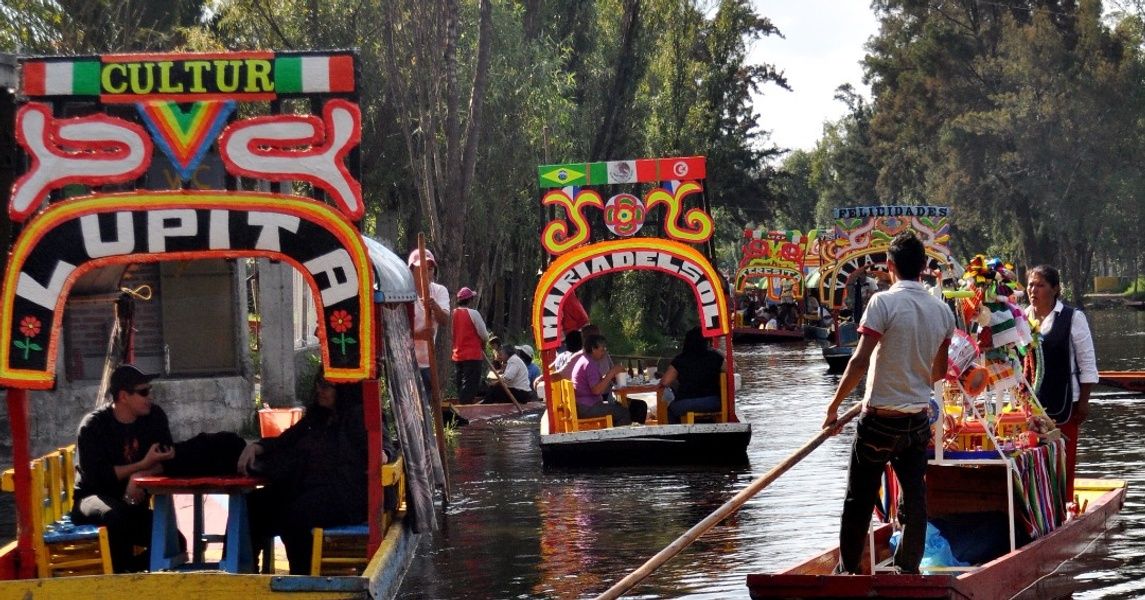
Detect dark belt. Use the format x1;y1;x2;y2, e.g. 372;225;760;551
864;405;926;419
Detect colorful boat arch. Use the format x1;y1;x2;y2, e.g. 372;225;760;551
817;206;959;309
0;192;375;388
532;237;730;351
734;229;816;301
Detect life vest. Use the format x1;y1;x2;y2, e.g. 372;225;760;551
452;308;485;362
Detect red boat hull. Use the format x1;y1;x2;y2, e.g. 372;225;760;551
733;326;806;343
1098;370;1145;393
746;481;1125;599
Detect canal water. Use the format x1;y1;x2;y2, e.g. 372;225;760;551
396;308;1145;600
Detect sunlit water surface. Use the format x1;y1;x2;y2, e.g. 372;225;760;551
397;309;1145;599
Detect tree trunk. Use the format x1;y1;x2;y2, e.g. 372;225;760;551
590;0;643;161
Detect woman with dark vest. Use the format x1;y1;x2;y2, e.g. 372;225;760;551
1025;265;1098;498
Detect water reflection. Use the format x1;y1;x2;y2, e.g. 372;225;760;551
395;310;1139;598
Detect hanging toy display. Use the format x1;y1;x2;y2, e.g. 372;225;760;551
937;255;1056;456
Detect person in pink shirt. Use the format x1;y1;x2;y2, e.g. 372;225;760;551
409;249;449;394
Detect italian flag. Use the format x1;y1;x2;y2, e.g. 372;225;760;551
22;60;101;97
275;55;356;94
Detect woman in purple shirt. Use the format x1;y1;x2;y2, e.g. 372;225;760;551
571;334;632;425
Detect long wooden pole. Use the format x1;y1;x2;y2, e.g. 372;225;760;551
417;234;451;504
483;354;525;414
593;402;863;600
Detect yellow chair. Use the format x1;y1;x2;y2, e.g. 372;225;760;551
552;379;611;432
0;447;113;577
682;377;729;424
309;455;406;576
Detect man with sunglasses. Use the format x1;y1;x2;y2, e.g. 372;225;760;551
72;363;176;572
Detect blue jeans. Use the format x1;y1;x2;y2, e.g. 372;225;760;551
667;395;721;423
838;411;930;574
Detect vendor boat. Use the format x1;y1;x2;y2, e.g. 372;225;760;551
1097;370;1145;393
0;50;440;598
532;156;751;466
746;478;1126;599
750;247;1125;598
731;229;815;344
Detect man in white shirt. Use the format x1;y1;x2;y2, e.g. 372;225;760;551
409;249;449;395
823;231;955;575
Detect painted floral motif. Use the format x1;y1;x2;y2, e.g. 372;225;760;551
14;315;44;359
328;310;356;355
603;193;646;237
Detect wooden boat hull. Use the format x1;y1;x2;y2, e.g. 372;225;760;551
1098;370;1145;393
745;479;1126;599
804;325;831;341
0;508;422;600
733;327;806;344
822;345;853;372
444;400;545;425
539;413;751;466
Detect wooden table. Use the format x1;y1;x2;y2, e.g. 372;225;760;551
614;381;663;422
133;475;266;573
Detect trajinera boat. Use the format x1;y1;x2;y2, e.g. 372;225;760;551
731;228;816;344
747;237;1126;599
815;206;962;371
0;49;441;598
531;156;751;466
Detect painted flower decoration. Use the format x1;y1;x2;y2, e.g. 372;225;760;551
604;193;646;237
328;310;357;356
14;315;44;360
779;242;802;262
329;310;353;333
19;315;41;338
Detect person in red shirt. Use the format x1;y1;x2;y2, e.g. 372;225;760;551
560;290;590;337
451;287;491;404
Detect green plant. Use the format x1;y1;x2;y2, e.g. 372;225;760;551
1124;277;1145;300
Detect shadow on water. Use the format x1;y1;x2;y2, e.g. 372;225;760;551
398;308;1145;599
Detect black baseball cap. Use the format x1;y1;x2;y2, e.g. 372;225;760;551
108;364;159;397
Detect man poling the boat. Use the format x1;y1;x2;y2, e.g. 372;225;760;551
822;231;955;575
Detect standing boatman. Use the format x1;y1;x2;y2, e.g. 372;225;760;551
409;249;450;395
822;231;955;575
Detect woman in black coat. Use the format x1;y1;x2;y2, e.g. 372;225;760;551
239;370;382;574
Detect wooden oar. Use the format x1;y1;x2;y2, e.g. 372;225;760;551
416;235;451;504
483;354;525;414
593;402;864;600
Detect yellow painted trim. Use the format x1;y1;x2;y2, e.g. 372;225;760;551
360;509;409;581
0;572;365;599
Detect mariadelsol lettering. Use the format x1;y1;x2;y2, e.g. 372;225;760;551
101;59;274;96
540;250;721;343
832;205;951;219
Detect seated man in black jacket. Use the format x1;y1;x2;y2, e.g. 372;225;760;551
72;364;174;573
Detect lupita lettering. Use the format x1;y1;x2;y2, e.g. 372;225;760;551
9;204;362;372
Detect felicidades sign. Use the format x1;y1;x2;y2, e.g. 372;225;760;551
0;193;373;387
532;239;728;350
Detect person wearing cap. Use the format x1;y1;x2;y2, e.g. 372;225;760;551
487;343;535;404
516;344;541;390
72;364;175;572
451;286;490;404
409;248;450;394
